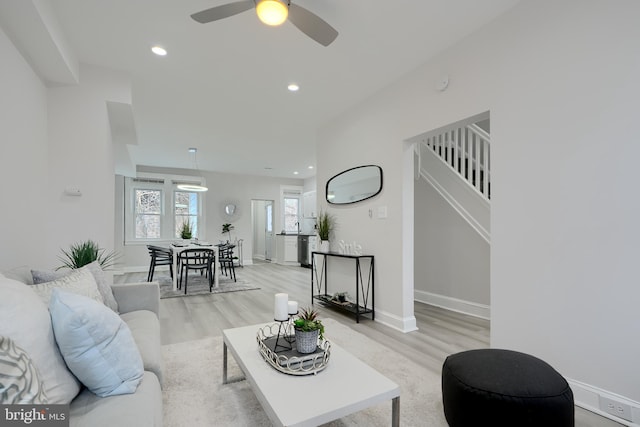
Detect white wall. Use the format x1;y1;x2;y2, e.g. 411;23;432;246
0;26;49;269
490;0;640;408
117;166;302;270
0;30;128;271
318;0;640;411
414;177;490;314
317;112;415;331
44;64;131;268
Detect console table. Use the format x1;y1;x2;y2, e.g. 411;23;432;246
311;251;374;323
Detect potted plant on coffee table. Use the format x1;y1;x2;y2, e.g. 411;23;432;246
293;307;324;354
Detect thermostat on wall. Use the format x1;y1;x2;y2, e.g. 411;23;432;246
64;187;82;196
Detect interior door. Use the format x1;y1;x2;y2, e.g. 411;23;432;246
264;201;274;261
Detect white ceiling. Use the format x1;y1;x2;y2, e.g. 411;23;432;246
10;0;520;178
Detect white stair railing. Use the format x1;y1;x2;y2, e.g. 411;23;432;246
421;123;490;200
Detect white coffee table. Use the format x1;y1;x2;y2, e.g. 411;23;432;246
223;324;400;427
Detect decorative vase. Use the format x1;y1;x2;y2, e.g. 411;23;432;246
295;329;319;354
319;240;330;252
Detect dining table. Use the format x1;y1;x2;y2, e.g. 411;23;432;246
170;241;219;291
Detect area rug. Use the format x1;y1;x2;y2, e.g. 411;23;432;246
156;274;260;299
162;319;447;426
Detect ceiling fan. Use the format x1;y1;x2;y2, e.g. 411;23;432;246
190;0;338;46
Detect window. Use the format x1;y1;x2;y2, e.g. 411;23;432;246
280;186;303;234
135;189;162;238
124;174;206;243
266;203;273;233
283;197;300;233
174;191;199;238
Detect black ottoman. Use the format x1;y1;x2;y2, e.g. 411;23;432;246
442;349;574;427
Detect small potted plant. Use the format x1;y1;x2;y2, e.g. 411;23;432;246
57;240;118;270
316;210;335;252
179;220;193;240
293;307;324;354
222;223;235;242
332;291;349;304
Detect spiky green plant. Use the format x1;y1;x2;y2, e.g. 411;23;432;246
316;210;335;241
180;220;193;239
293;307;324;339
57;240;118;270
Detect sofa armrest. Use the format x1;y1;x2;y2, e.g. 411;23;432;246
111;282;160;318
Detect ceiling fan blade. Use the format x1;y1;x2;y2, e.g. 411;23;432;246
190;0;254;23
288;3;338;47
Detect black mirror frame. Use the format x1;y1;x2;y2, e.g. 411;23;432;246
326;165;383;205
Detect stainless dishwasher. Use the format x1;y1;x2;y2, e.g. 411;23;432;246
298;235;310;267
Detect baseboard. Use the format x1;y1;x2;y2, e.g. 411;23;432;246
569;379;640;426
374;308;418;333
275;261;300;267
414;290;490;320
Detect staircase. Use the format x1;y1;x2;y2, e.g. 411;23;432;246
412;116;491;243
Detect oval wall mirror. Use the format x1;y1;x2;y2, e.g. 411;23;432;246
326;165;383;205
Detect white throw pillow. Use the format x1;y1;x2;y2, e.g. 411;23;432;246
31;263;118;313
0;277;81;403
30;268;103;306
49;289;144;397
83;261;119;313
31;269;66;284
0;336;48;404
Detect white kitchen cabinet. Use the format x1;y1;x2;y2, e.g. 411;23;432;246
303;191;317;218
276;235;298;265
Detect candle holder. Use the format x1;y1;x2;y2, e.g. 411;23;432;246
272;312;298;352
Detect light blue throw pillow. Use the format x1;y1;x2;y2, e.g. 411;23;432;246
49;289;144;397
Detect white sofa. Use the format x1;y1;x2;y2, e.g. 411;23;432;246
0;265;163;427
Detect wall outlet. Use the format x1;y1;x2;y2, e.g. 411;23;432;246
599;395;633;422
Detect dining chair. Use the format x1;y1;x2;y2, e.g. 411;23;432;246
217;244;236;282
177;248;215;293
147;245;173;282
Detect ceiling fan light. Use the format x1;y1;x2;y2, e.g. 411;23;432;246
256;0;288;26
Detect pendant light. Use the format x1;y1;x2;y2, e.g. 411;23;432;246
178;148;208;192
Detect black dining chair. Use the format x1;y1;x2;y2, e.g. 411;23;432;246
217;244;237;282
147;245;173;282
177;248;215;293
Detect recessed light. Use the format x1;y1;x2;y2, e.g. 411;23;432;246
287;83;300;92
151;46;167;56
308;165;314;169
293;171;299;175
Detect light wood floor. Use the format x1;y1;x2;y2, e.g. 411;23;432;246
118;262;620;426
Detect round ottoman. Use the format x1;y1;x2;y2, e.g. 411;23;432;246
442;349;574;427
